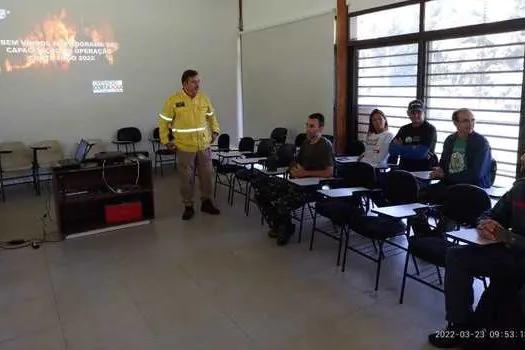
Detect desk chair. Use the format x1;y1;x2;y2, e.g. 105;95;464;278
232;138;277;213
217;134;230;151
399;184;492;304
270;127;287;146
150;127;176;176
31;140;65;195
0;142;36;201
294;133;306;149
113;127;142;154
312;162;377;265
346;140;365;156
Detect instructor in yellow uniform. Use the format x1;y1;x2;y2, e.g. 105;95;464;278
158;69;221;220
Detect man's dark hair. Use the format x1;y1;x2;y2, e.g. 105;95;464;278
308;113;325;127
181;69;199;84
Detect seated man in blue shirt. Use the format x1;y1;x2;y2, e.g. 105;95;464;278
424;108;493;205
389;99;437;171
428;153;525;349
431;108;492;188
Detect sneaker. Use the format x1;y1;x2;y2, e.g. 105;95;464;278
201;199;220;215
182;206;195;220
277;224;296;246
428;322;469;348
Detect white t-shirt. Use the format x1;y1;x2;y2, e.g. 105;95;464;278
361;131;394;168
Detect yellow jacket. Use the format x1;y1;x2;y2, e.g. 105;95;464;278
158;90;220;152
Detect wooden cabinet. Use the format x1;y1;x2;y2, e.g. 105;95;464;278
52;160;154;237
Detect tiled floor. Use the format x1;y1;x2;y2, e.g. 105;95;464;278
0;173;468;349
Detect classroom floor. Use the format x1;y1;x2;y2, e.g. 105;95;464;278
0;172;480;350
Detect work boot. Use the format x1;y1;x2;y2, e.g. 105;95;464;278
201;199;220;215
268;229;279;238
182;206;195;220
277;223;296;246
428;322;469;348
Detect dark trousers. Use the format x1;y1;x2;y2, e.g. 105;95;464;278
254;181;305;230
445;244;525;324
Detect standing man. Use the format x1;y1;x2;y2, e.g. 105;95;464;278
158;69;221;220
389;99;437;171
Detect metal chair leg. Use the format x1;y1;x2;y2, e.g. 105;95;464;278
436;266;443;285
336;224;343;266
297;204;305;243
374;241;385;291
412;255;420;275
308;208;318;251
0;170;4;203
341;226;350;272
399;251;411;304
213;172;219;199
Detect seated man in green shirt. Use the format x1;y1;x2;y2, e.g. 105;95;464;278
253;113;334;246
424;108;492;204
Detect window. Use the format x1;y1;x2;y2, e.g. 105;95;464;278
357;44;418;141
426;0;525;31
349;1;525;187
427;31;525;187
350;4;420;40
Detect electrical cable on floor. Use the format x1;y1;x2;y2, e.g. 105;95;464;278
0;182;60;251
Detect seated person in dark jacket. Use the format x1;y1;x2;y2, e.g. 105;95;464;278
255;113;334;246
428;153;525;349
424;108;493;205
431;108;492;188
389;99;437;171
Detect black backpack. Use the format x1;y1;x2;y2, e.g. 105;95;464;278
463;279;525;350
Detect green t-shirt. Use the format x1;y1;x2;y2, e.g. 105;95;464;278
449;138;467;174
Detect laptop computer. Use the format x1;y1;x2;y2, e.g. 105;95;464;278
57;139;94;168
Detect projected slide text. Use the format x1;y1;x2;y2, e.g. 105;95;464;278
0;9;120;73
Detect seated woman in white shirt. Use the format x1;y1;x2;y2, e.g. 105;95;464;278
360;109;394;168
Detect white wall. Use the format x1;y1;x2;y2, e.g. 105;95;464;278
0;0;239;155
240;0;407;143
243;0;406;32
242;13;335;142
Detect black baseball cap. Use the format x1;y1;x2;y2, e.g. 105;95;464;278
407;99;425;113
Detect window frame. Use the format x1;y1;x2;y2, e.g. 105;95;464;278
347;0;525;182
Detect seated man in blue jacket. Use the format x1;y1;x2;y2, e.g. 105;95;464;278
428;153;525;349
424;108;493;205
389;99;437;171
431;108;492;188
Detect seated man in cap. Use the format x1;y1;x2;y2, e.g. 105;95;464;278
389;99;437;171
